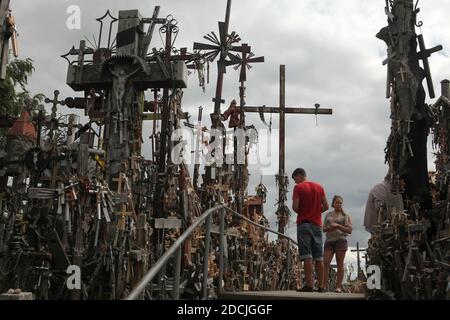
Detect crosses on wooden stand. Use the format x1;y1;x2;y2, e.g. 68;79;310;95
226;43;264;214
194;0;246;184
229;43;265;126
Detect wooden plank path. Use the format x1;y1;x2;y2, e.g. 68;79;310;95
219;290;365;300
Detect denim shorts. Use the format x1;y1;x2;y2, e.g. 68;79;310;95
297;222;323;261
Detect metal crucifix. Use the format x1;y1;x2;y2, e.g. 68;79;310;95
239;65;333;234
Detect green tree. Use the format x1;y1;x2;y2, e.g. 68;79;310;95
0;58;44;117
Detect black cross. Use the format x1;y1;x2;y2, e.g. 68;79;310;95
61;41;95;66
417;34;442;99
230;43;265;83
44;90;66;119
193;0;244;120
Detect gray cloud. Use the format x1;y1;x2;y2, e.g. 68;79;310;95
9;0;450;253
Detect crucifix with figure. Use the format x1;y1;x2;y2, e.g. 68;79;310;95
238;65;333;234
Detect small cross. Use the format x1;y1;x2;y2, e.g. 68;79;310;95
44;90;66;119
397;67;407;83
231;43;264;83
60;41;95;66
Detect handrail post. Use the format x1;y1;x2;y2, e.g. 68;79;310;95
202;214;212;299
218;208;225;294
286;239;291;290
172;246;182;300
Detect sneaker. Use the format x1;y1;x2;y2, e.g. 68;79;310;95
318;288;327;293
296;286;313;292
334;288;342;293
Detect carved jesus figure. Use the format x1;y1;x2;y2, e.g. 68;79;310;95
108;66;141;111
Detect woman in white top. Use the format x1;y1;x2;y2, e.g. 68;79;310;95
322;195;353;292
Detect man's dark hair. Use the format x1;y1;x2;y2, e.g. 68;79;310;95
292;168;306;179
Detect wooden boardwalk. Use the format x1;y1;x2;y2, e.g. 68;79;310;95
219;290;365;300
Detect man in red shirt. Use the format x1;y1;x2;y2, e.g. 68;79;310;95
292;168;329;292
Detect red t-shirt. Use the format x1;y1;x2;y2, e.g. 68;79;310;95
292;181;325;226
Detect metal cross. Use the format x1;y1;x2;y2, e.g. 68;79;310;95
231;43;265;83
61;41;95;66
193;0;243;123
140;6;166;57
45;90;66;119
96;10;118;50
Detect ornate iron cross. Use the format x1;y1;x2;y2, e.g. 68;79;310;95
193;0;244;120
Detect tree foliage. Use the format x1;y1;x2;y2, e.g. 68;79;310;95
0;58;44;117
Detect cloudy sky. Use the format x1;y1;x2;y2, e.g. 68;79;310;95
8;0;450;272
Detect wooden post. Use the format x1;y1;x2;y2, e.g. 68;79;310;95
117;10;143;56
279;65;286;177
0;0;11;80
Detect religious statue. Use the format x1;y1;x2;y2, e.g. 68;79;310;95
221;99;240;128
108;66;141;111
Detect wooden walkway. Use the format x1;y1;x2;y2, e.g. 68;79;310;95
219;290;365;300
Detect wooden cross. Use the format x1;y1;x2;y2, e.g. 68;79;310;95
238;65;333;234
113;173;133;231
397;67;407;83
417;34;443;99
351;242;367;278
140;6;167;57
0;0;11;79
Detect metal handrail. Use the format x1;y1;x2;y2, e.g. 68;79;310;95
226;207;298;246
125;204;297;300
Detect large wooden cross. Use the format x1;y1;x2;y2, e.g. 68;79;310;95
0;0;12;79
239;65;333;234
417;34;443;99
